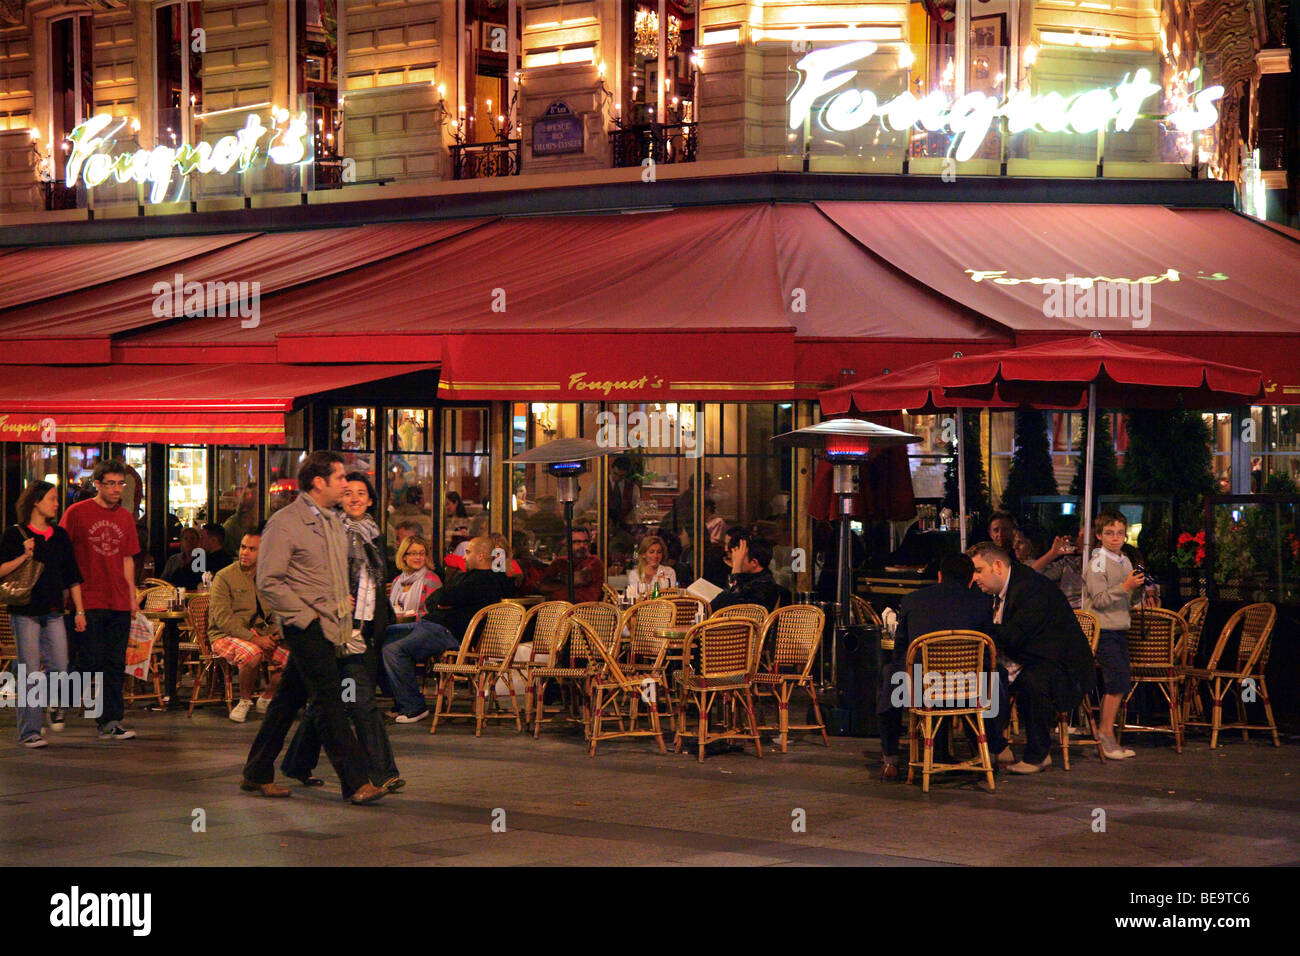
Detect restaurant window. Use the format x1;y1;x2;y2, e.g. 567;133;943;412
50;13;94;182
330;405;375;479
1259;406;1300;489
510;403;599;567
296;0;340;165
168;445;208;530
598;402;703;587
901;413;951;501
21;444;59;490
442;408;491;556
65;444;103;508
216;448;260;554
1204;413;1234;492
701;403;795;589
385;408;434;553
265;408;307;518
155;1;203;147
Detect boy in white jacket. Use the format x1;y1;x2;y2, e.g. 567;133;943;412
1082;512;1146;760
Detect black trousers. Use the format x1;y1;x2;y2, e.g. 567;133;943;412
81;610;131;728
1014;660;1074;764
282;635;398;787
242;620;370;797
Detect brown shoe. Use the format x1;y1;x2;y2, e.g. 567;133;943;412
240;779;291;798
880;760;900;782
349;783;386;805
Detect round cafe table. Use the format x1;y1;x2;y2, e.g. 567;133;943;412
142;606;192;709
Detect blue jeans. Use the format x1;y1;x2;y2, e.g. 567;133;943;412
381;620;460;717
10;613;70;742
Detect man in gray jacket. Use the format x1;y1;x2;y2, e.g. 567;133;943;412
239;450;385;804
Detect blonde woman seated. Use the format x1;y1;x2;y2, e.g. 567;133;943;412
625;534;677;600
385;536;442;637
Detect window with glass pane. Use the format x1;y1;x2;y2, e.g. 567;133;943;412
65;445;103;508
168;446;208;529
331;406;374;452
701;403;795;590
386;454;434;554
510;403;598;569
119;445;149;523
1204;413;1234;492
901;413;951;500
216;448;259;556
266;449;306;517
389;409;429;453
21;445;59;491
442;408;491;555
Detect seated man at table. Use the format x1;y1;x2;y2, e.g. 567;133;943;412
536;526;604;603
970;541;1097;774
208;530;287;722
875;552;1012;781
381;535;515;723
711;533;789;613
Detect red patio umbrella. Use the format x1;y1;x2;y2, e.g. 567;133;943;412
938;333;1267;567
821;357;1018;549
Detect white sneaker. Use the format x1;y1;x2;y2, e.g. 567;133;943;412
256;696;272;713
394;709;429;724
229;699;254;723
21;735;48;749
1100;737;1136;759
48;709;65;731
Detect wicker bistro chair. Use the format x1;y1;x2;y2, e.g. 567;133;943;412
429;601;527;737
124;620;167;710
752;605;829;752
1115;608;1186;753
184;594;233;716
851;595;883;627
673;619;763;762
601;584;621;606
1181;602;1279;748
1056;610;1107;769
518;601;571;724
1176;597;1210;667
0;606;17;673
140;585;177;612
617;599;677;729
528;603;617;739
905;630;998;793
581;619;669;756
664;594;709;627
710;604;768;628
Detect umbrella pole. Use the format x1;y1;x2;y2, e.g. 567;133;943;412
957;409;968;551
1082;383;1097;610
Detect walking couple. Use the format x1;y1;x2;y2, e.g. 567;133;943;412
239;451;402;805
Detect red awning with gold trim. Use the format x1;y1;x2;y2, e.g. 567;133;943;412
0;363;435;444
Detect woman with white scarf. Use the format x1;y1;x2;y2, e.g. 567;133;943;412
283;472;404;793
387;535;441;630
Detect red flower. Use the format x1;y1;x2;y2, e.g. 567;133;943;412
1178;532;1194;545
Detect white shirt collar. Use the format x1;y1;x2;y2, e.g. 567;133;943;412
1102;548;1127;564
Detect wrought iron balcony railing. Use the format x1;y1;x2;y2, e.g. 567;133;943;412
609;122;698;168
449;139;523;180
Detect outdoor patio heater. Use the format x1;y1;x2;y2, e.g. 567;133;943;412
509;438;624;603
772;419;921;723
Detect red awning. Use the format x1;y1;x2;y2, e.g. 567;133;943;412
0;363;435;443
815;201;1300;395
937;335;1266;408
821;357;1020;416
0;220;490;360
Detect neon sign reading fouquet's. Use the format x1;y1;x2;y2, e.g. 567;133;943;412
788;41;1224;162
65;111;311;204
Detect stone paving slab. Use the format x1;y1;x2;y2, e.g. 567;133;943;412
1;707;1297;866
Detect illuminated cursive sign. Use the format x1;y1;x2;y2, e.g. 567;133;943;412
65;110;311;204
966;268;1229;286
789;41;1224;162
567;371;664;395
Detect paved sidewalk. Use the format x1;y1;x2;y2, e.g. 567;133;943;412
1;709;1297;866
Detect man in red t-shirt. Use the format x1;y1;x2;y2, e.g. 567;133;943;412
60;459;141;740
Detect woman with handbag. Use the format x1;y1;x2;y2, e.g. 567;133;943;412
0;481;86;748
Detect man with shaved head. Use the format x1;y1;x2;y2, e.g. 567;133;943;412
381;536;514;723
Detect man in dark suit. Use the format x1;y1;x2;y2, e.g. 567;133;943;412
876;552;1012;781
970;541;1097;774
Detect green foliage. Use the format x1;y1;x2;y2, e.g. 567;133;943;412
1069;412;1120;501
944;412;990;530
1264;471;1300;495
1000;410;1058;520
1119;409;1215;534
